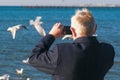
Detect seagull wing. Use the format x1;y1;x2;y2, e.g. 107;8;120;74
0;76;4;79
19;25;28;30
62;35;72;40
34;25;46;37
92;34;98;37
22;58;29;64
35;16;42;25
35;16;41;22
0;74;9;80
16;69;21;74
11;29;16;39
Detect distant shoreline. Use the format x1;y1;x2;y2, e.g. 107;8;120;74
23;6;120;8
0;5;120;8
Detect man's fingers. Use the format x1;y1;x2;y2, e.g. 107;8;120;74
57;23;64;29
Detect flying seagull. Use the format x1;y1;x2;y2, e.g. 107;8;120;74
22;58;29;64
0;74;10;80
26;78;30;80
7;24;28;39
16;68;24;75
30;16;46;37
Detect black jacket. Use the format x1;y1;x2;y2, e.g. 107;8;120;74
28;34;115;80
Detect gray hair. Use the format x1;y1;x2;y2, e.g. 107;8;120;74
71;8;96;35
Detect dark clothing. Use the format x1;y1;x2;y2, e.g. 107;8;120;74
28;34;115;80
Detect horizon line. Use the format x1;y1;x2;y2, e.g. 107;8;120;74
0;2;120;7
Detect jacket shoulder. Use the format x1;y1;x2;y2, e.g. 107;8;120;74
99;42;114;49
56;42;73;47
99;42;115;56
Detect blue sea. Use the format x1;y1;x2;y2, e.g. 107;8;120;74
0;6;120;80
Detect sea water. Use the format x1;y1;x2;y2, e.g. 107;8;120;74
0;6;120;80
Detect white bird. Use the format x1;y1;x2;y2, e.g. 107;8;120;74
22;58;29;64
30;16;46;37
0;74;10;80
62;34;98;40
7;24;28;39
62;35;72;40
26;78;30;80
16;68;24;75
92;34;98;37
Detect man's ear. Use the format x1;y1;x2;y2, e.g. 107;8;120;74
70;27;76;38
93;24;97;34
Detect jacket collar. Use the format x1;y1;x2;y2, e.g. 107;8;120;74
73;36;99;44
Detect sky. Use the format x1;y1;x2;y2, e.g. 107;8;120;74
0;0;120;6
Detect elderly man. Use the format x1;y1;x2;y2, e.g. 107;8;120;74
28;8;115;80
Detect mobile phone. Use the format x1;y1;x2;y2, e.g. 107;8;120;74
62;26;72;34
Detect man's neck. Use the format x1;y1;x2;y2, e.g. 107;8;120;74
73;34;92;40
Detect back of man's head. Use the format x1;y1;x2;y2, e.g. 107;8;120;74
71;8;96;36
